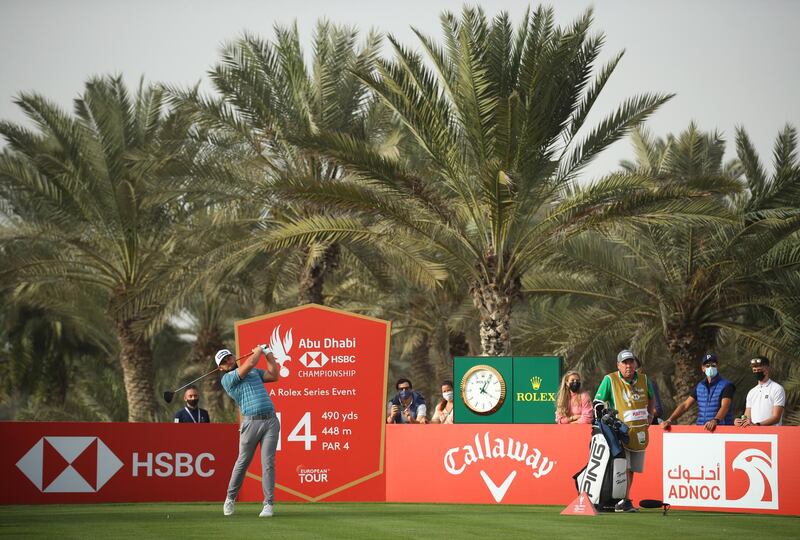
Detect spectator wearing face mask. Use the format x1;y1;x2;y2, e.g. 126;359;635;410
387;378;427;424
662;353;735;432
555;371;593;424
173;385;211;423
431;380;455;424
734;356;785;427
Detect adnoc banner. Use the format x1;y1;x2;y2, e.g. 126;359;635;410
234;304;390;502
661;430;800;513
0;422;239;504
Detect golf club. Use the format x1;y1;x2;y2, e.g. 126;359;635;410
162;351;250;403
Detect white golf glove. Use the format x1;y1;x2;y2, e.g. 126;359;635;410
259;344;272;355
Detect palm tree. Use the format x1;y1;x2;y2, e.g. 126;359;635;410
523;124;800;420
274;6;737;355
0;75;198;421
171;21;404;306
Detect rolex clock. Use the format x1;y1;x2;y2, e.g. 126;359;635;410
460;364;507;415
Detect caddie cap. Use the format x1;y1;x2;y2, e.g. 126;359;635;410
214;349;233;366
617;349;637;363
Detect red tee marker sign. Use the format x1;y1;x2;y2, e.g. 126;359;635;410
561;492;598;516
234;305;390;501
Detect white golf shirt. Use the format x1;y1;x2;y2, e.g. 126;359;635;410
745;378;785;425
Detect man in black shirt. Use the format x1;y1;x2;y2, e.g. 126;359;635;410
174;385;210;423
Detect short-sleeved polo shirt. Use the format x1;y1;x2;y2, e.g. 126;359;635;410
221;368;275;416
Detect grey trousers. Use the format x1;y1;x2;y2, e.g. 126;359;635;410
226;414;280;504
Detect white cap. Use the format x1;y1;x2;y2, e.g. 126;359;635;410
214;349;233;366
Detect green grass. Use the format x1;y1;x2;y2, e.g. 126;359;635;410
0;502;798;539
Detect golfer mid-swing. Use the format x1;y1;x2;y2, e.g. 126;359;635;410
215;345;280;517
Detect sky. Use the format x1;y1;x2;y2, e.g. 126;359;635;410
1;0;798;181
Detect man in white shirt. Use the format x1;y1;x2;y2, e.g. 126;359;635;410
734;356;785;427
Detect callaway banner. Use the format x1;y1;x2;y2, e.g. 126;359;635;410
234;304;390;502
385;425;800;515
386;424;591;504
0;422;239;504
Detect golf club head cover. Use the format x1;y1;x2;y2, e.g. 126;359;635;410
639;499;664;509
593;399;608;421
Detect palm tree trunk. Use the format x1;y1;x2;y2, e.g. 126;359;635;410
666;328;710;425
116;320;158;422
188;325;228;421
471;281;514;356
298;243;340;305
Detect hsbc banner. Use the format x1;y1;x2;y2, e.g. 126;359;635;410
0;423;239;504
234;305;390;502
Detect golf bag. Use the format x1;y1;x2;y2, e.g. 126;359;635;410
573;401;630;512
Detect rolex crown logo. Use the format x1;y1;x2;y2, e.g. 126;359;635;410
531;376;542;390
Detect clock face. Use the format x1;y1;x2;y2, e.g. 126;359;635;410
460;365;507;415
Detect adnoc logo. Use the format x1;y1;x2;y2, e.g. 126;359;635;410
16;437;123;493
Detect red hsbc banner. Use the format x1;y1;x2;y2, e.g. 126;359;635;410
0;423;239;504
234;305;390;502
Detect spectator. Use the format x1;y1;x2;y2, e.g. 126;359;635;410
387;378;427;424
595;349;657;512
555;371;592;424
662;353;735;432
173;386;210;423
431;380;455;424
735;356;785;427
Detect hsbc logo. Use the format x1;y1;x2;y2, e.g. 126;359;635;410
299;351;329;368
663;433;778;509
16;437;123;493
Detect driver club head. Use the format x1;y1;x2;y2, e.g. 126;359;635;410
163;391;175;404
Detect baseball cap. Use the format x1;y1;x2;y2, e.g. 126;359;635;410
617;350;637;363
750;356;769;367
701;353;718;365
215;349;233;366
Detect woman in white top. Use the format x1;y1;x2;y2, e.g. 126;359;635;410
431;380;455;424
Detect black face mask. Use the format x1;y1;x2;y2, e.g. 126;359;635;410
186;399;199;408
754;371;766;382
568;381;581;392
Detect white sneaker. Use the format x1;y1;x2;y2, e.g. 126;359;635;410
223;498;235;516
259;504;274;517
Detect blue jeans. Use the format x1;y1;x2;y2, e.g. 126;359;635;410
226;413;280;504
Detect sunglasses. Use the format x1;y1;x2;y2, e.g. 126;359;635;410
749;358;766;365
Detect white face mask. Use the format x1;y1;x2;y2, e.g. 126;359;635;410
442;391;454;402
704;366;718;378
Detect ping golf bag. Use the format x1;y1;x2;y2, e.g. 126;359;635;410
573;401;630;512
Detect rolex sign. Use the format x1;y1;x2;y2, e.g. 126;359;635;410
512;357;561;423
454;357;561;424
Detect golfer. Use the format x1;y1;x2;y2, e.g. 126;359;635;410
215;345;281;517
